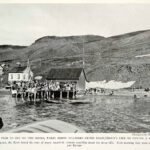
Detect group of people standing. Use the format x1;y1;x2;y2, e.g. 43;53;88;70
10;80;77;100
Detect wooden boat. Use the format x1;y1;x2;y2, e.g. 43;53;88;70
45;99;63;104
5;119;85;133
68;99;91;104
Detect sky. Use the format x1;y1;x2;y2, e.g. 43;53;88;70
0;3;150;45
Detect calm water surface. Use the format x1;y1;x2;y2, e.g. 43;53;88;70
1;90;150;133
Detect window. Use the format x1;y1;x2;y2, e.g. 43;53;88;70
18;74;20;79
11;74;13;79
23;74;26;80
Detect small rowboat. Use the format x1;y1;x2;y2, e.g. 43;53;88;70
5;119;85;133
45;100;63;104
68;99;91;105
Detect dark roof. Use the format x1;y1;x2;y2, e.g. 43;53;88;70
46;68;87;81
10;66;27;73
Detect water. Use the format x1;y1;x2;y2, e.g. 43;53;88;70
1;90;150;133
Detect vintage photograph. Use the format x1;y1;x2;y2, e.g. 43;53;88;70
0;3;150;133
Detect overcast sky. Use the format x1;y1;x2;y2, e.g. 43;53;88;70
0;3;150;45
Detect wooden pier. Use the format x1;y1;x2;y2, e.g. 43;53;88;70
13;90;77;102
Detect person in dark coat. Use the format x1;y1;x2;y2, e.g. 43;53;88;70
0;117;3;129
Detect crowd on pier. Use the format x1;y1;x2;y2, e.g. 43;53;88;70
10;80;77;100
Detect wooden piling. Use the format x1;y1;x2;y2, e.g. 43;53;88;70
67;91;69;99
21;92;24;102
28;92;30;101
34;92;36;102
73;91;74;99
60;91;62;99
49;91;51;100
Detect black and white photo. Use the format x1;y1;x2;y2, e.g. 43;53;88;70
1;3;150;134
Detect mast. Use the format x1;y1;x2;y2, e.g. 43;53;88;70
82;38;85;69
27;58;31;81
27;58;30;68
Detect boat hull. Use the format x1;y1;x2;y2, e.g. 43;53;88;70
5;119;85;133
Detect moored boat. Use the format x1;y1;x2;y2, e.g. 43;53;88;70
68;99;91;104
45;99;63;104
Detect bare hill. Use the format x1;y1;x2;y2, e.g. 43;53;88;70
0;45;27;63
1;30;150;88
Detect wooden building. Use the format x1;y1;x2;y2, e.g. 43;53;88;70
46;68;87;91
8;65;33;83
0;65;3;76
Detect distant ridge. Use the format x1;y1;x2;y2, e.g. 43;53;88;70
109;29;150;39
0;45;27;49
34;35;104;44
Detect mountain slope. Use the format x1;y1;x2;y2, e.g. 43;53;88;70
0;45;27;63
1;30;150;88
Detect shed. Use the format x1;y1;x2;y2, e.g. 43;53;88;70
46;68;87;91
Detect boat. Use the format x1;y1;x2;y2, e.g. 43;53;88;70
45;99;63;104
68;99;91;105
5;119;85;133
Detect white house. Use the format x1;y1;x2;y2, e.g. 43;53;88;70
8;65;33;83
0;65;3;76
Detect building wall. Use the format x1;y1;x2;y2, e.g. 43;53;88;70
0;68;3;76
8;73;29;82
76;71;86;91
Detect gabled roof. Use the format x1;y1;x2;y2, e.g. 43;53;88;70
46;68;87;81
9;66;27;73
0;65;3;69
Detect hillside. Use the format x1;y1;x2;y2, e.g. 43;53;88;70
0;45;27;63
1;30;150;88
